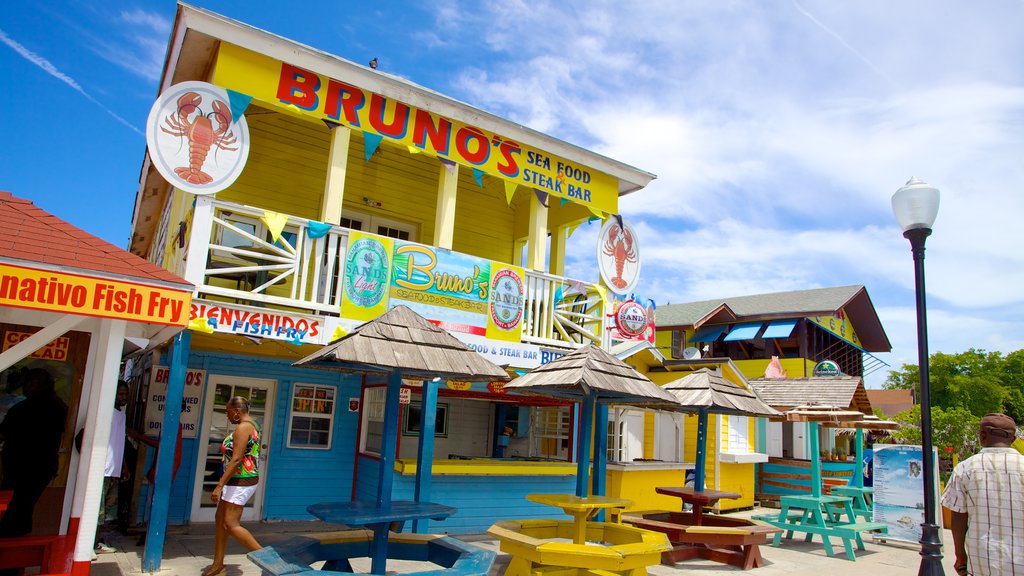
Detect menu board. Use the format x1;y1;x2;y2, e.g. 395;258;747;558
871;444;941;543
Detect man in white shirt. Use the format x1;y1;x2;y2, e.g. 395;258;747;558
95;381;130;554
940;413;1024;576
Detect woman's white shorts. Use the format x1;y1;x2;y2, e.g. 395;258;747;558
221;485;257;505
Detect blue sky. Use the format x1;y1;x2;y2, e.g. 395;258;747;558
2;1;1022;386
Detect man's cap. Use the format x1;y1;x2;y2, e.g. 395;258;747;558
980;413;1017;437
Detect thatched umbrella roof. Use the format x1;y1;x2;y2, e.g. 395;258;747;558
782;403;866;423
822;414;899;431
293;305;510;381
503;344;679;406
662;368;781;417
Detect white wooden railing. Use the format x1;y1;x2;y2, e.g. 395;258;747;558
184;197;606;347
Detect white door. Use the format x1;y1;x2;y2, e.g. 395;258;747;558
191;375;275;522
767;420;783;458
654;412;685;462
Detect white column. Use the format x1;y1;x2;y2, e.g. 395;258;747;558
71;319;126;564
183;195;214;287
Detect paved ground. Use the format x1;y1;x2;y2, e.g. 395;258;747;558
91;507;962;575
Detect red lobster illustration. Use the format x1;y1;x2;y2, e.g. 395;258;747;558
601;223;637;289
161;92;238;185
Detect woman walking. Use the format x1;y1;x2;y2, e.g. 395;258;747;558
202;396;262;576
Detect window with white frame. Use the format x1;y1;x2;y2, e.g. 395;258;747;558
607;409;644;463
654;412;686;462
288;384;335;449
727;415;750;453
360;387;386;455
533;406;571;459
342;210;417;242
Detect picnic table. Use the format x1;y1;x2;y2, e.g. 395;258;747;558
830;485;873;520
525;493;631;544
307;500;457;573
624;487;779;571
654;486;741;525
752;494;887;561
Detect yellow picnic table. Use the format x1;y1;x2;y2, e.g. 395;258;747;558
526;493;632;545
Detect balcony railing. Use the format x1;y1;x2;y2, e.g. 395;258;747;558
183;197;607;348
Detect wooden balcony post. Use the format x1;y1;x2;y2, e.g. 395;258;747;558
183;195;214;287
548;224;567;276
433;162;458;249
527;192;548;271
321;126;352;225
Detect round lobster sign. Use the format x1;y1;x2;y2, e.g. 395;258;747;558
596;218;641;295
146;81;250;195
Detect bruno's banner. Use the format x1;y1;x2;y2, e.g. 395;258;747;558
212;43;618;215
340;234;525;341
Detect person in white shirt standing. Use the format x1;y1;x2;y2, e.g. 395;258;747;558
941;413;1024;576
94;381;130;554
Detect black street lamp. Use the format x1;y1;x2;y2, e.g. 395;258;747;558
891;177;943;576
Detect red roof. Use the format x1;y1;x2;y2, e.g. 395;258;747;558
0;191;192;288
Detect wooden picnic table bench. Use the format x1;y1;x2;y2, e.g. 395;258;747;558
751;494;887;561
0;533;73;573
623;512;781;570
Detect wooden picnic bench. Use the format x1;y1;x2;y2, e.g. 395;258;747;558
624;512;781;570
0;533;74;574
751;494;887;561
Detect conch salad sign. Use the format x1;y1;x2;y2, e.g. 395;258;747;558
211;43;618;214
340;232;525;342
0;263;190;326
146;81;250;195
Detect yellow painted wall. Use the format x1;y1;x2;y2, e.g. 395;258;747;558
733;357;813;379
716;463;756;509
654;329;673;358
606;467;691;513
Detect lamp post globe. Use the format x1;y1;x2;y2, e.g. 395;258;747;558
892;177;943;576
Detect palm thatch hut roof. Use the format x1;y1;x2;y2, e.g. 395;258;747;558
293;305;510;381
504;344;679;406
662;368;781;417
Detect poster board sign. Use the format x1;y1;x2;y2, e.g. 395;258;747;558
871;443;941;542
144;365;205;438
340;234;526;341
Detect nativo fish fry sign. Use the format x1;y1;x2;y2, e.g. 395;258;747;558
340;232;525;342
0;263;191;326
212;43;617;214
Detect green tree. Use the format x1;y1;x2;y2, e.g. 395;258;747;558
890;405;979;463
883;348;1024;419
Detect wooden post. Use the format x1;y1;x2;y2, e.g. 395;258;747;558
143;330;191;570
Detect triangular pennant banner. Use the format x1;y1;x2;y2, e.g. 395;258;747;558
472;168;485;188
504;180;517;205
363;132;383;161
613;213;624;230
559;197;569;207
587;206;605;220
569;279;587;294
439;158;456;174
331;326;348;342
533;189;548;208
262;211;289;243
587;216;600;224
225;89;252;125
593;284;608;305
188;317;215;334
407;145;421;154
307;221;331;239
322;119;342;130
553;285;564;306
290;331;304;346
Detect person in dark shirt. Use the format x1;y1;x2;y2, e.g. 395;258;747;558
0;368;67;537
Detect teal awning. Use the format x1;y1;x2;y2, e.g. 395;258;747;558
690;325;727;343
723;322;763;341
762;319;797;339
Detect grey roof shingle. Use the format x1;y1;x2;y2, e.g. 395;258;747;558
748;377;872;413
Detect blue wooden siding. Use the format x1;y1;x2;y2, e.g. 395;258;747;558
354;454;575;534
153;351;362;524
758;459;856;496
